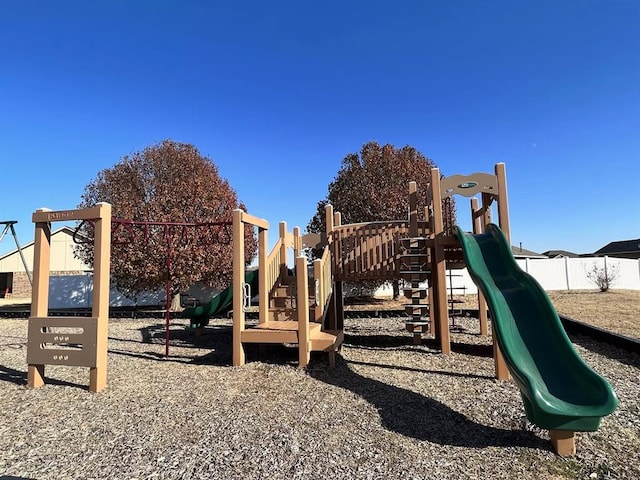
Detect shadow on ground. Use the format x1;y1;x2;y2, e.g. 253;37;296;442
0;364;87;390
309;357;548;451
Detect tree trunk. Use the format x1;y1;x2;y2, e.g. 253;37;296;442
392;280;401;300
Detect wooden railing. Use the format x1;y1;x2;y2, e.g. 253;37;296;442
265;224;294;295
313;245;333;322
330;220;430;282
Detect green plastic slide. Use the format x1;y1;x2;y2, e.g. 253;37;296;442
455;224;618;431
182;269;260;329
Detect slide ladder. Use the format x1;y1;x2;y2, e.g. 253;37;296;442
399;237;431;342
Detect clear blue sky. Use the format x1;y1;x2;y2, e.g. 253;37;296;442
1;0;638;257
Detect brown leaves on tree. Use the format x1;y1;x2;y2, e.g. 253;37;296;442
308;141;455;234
307;141;456;298
75;140;257;297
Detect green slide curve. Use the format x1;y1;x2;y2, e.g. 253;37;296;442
455;224;618;431
182;269;260;329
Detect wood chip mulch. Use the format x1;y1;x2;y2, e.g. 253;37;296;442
1;315;638;479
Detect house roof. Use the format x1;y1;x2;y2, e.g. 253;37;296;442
594;238;640;256
510;245;546;259
542;250;580;258
0;226;86;261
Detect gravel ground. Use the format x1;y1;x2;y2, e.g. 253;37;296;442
1;315;638;480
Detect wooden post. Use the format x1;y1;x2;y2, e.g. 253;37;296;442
482;182;509;381
293;226;301;258
27;209;52;388
313;258;322;322
495;162;511;242
258;226;268;325
296;255;310;368
325;204;334;237
549;430;576;457
409;181;418;237
279;221;288;279
331;210;344;331
471;198;489;337
232;209;245;366
430;168;451;355
89;203;111;393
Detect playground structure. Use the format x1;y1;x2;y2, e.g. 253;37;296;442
22;162;618;455
230;210;343;368
226;161;616;455
228;164;511;371
27;204;111;393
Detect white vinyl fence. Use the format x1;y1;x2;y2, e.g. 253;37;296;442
446;256;640;295
46;257;640;308
375;256;640;298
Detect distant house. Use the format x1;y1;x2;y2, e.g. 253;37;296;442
511;245;546;259
0;227;90;298
542;250;580;259
593;239;640;260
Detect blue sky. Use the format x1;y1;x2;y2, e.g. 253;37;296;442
1;0;638;257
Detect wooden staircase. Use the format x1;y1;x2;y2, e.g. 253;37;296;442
399;237;431;344
239;262;343;368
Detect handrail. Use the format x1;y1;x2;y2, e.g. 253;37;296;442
330;220;430;281
313;245;333;322
265;224;296;295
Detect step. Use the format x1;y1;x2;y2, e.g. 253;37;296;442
271;297;294;309
310;329;344;351
405;320;430;327
400;253;428;259
403;288;427;300
400;237;429;249
399;271;431;282
399;257;429;270
273;285;295;297
404;304;429;316
268;306;316;322
241;321;322;344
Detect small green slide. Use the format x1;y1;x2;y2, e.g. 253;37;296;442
182;269;260;329
455;224;618;431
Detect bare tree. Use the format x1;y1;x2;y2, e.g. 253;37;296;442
585;260;620;292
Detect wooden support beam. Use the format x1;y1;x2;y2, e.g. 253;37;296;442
258;227;269;325
232;209;246;366
429;168;451;355
471;198;488;337
296;255;310;368
549;430;576;457
89;203;111;393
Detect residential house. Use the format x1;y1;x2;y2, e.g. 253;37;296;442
593;239;640;260
0;226;90;298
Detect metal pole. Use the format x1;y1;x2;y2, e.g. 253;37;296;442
0;221;32;285
165;224;172;358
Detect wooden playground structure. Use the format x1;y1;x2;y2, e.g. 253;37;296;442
22;162;616;456
24;164;511;388
230;162;511;379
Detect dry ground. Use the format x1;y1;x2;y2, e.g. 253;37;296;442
0;290;638;479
